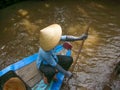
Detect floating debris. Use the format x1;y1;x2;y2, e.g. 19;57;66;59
18;9;28;17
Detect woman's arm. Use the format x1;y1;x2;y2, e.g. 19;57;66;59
55;64;72;78
60;34;88;41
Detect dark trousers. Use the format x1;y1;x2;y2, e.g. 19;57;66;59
39;55;73;83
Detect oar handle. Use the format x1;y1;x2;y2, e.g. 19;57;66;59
85;21;92;35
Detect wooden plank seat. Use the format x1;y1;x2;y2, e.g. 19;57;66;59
16;61;42;88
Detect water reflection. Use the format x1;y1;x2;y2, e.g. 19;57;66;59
0;0;120;90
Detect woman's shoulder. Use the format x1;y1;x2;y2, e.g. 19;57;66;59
39;48;53;54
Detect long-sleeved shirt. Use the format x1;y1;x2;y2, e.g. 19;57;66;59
36;48;58;69
36;35;67;69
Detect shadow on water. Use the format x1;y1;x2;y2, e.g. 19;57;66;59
0;0;120;90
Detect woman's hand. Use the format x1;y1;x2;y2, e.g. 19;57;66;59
80;34;88;40
65;71;73;78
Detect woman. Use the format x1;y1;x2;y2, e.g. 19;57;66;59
36;24;87;84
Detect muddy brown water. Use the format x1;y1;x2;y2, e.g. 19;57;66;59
0;0;120;90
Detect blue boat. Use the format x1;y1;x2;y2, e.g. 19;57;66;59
0;42;72;90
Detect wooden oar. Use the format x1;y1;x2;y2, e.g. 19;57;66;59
64;21;92;89
71;21;92;72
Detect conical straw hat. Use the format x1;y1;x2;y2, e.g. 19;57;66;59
3;77;26;90
40;24;62;51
